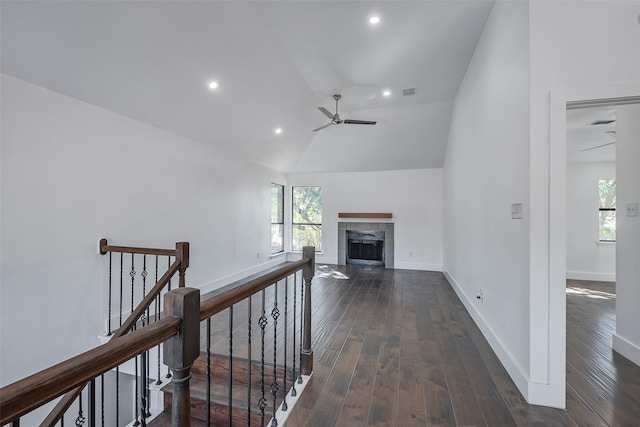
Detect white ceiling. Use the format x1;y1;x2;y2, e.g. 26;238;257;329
1;1;495;173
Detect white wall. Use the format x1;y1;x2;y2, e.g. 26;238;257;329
530;0;640;407
287;169;443;271
0;75;287;394
613;104;640;365
566;162;616;281
443;0;531;400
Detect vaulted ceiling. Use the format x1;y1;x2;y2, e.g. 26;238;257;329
1;1;495;173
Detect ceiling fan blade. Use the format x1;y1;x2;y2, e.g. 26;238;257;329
343;119;377;125
318;107;334;120
312;122;335;132
580;141;616;152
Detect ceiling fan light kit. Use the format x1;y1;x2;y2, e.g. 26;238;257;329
313;94;377;132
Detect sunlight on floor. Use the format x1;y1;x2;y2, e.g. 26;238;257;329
566;287;615;300
315;265;350;279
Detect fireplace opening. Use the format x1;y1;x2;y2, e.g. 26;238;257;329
346;230;385;267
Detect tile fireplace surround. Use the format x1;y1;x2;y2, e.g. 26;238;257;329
338;222;394;268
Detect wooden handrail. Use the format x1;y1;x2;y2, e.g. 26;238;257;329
42;239;189;427
0;316;182;425
99;238;177;257
4;248;315;427
200;258;310;320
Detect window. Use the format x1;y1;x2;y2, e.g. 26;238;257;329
598;178;616;241
292;186;322;251
271;183;284;254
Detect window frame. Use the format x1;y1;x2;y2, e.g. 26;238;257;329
270;183;284;255
598;178;616;242
291;186;322;252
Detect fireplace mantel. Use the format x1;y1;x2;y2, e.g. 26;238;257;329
338;213;392;219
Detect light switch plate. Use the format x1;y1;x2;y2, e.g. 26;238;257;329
511;203;523;219
627;202;638;217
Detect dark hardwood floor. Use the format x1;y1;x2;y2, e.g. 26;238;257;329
267;267;640;427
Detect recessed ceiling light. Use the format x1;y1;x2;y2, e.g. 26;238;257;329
369;16;380;24
208;81;219;90
275;128;282;134
383;90;391;97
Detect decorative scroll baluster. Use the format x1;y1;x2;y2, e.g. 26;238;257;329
258;290;268;426
282;276;289;411
270;282;280;427
228;305;233;427
75;391;85;426
166;257;172;379
206;319;212;426
247;295;252;427
140;255;150;422
130;255;140;427
291;272;298;395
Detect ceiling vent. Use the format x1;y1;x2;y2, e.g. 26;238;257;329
590;119;615;125
402;87;417;96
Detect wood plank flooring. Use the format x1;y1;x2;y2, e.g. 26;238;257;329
268;267;640;427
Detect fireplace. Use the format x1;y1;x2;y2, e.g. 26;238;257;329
338;222;394;268
346;230;385;267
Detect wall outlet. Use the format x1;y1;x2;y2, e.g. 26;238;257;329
409;251;413;257
257;252;260;259
627;202;638;217
476;289;484;303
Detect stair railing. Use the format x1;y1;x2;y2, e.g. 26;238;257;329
197;246;315;426
0;245;315;427
40;239;190;427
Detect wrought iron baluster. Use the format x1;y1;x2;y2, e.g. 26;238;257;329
166;256;172;379
258;290;268;426
107;252;113;336
271;282;280;427
116;366;120;427
228;305;234;427
141;255;151;420
298;273;304;385
11;419;19;426
101;374;105;427
130;255;140;427
247;295;252;427
206;318;212;426
88;379;96;427
282;276;289;412
291;273;297;396
155;256;162;385
119;253;123;328
75;385;85;426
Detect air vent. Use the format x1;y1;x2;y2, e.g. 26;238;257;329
402;87;417;96
590;119;615;125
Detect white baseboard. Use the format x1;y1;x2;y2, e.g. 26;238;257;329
566;271;615;282
613;334;640;367
443;270;530;402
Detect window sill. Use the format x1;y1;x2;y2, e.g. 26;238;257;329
596;240;616;247
270;251;287;259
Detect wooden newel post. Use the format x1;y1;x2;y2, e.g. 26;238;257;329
176;242;189;288
301;246;315;375
163;288;200;427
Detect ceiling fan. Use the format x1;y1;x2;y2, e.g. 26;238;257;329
580;130;616;152
312;94;377;132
